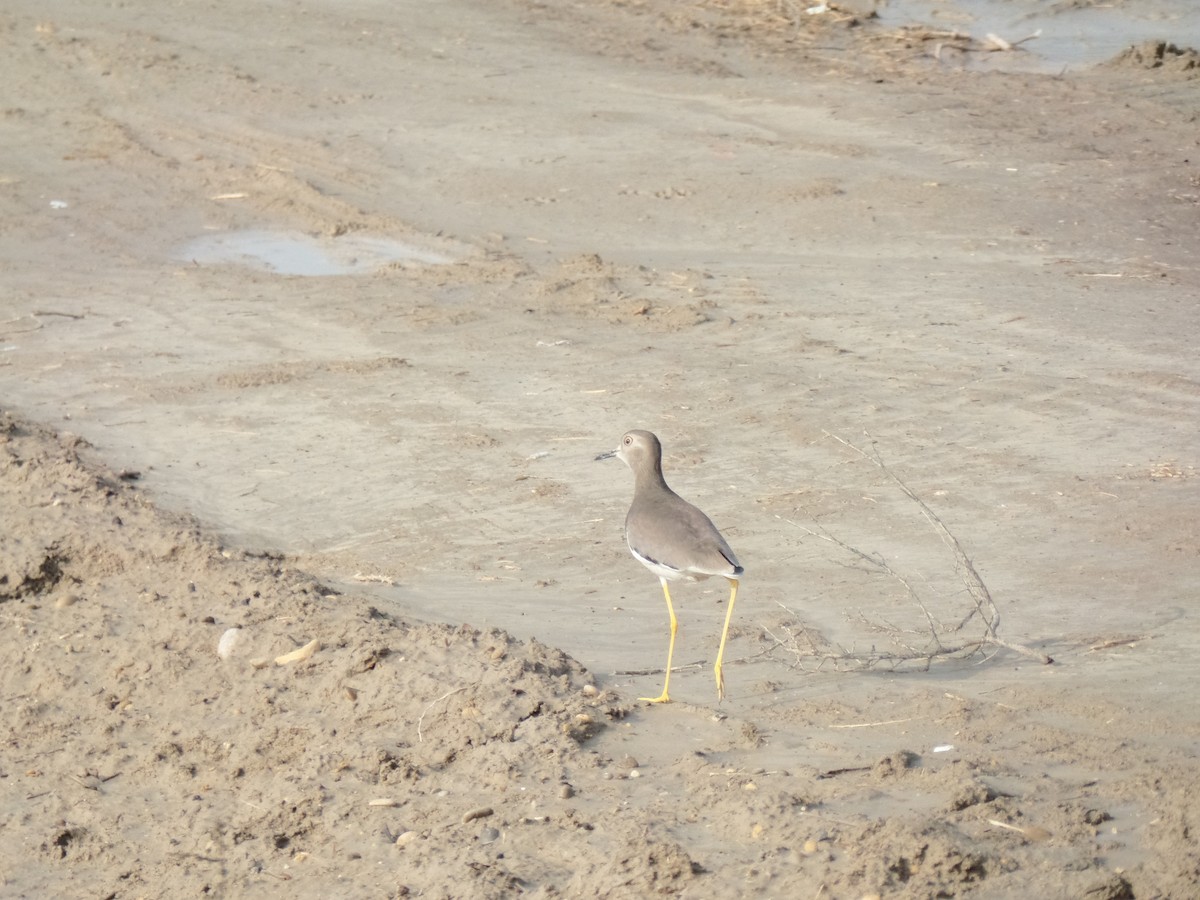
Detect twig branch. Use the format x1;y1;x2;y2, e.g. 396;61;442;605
825;431;1049;663
763;432;1052;672
614;659;704;677
417;686;466;743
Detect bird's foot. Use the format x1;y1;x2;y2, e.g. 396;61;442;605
639;692;672;704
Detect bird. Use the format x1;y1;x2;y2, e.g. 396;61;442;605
596;429;743;703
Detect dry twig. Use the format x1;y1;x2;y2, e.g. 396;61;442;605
417;686;466;743
762;432;1052;673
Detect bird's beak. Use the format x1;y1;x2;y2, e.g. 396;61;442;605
594;448;617;462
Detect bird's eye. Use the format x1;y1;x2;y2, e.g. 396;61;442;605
624;436;632;445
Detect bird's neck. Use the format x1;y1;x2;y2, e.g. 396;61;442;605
634;463;671;496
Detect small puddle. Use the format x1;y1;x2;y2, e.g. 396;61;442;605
178;229;455;276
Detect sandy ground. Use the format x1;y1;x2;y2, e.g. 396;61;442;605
3;0;1200;896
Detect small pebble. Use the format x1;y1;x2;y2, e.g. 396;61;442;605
582;684;598;697
394;830;417;848
559;784;575;799
369;798;398;807
55;593;80;609
628;769;640;779
462;806;493;824
803;839;819;854
620;755;638;770
217;627;241;660
479;827;500;844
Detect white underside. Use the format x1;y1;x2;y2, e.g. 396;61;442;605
629;545;739;582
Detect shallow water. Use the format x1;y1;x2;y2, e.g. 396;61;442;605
178;229;454;275
876;0;1200;70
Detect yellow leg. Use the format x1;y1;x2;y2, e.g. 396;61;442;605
714;577;740;702
640;578;677;704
